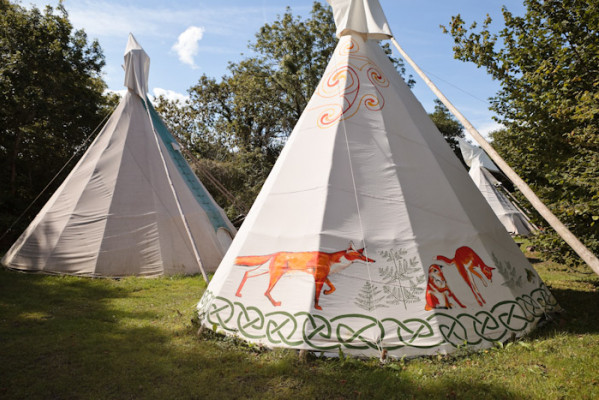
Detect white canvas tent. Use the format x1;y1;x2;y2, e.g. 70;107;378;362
197;0;558;358
459;139;536;236
1;34;236;278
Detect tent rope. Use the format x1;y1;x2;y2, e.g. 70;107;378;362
423;69;489;105
0;104;117;243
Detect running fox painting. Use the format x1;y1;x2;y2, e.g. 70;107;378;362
234;242;375;310
435;246;495;306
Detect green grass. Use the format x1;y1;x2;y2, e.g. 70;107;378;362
1;248;598;399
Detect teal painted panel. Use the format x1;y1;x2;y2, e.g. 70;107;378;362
144;98;229;232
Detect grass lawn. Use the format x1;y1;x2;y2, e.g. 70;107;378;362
1;247;598;399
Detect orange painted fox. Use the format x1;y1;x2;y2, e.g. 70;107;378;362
234;242;375;310
425;264;466;311
435;246;495;306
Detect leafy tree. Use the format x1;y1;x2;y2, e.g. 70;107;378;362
158;1;414;218
0;1;110;248
428;99;465;161
443;0;599;264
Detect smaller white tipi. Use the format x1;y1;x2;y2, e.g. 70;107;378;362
459;139;536;236
2;34;236;277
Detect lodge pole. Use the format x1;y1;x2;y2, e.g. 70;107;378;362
391;37;599;276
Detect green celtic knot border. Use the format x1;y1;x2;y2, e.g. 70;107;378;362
198;286;558;352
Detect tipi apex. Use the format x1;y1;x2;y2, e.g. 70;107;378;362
2;34;236;278
197;0;557;358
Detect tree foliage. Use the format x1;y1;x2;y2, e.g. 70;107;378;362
444;0;599;264
428;99;465;161
157;1;413;218
0;1;110;248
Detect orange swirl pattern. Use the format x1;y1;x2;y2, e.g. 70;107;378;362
363;66;389;112
317;65;360;100
338;38;359;56
312;38;389;128
315;65;360;126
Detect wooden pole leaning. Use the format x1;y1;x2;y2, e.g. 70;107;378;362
390;37;599;276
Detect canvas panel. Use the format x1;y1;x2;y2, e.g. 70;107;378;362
95;92;177;276
1;98;129;274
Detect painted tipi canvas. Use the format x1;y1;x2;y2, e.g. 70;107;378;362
460;139;536;236
197;0;557;357
2;35;236;277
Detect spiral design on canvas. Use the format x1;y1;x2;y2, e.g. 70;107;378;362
339;38;359;56
367;66;389;88
311;36;390;128
361;66;389;111
362;94;382;111
315;65;360;127
317;65;360;99
317;104;344;127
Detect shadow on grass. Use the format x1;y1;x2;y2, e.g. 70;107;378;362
0;268;529;399
525;256;543;265
538;286;599;336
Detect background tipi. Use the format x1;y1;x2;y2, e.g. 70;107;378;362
2;35;236;278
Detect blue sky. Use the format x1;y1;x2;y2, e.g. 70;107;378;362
26;0;526;138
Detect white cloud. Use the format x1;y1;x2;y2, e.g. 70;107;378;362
102;88;188;105
104;88;127;98
151;88;189;104
172;26;205;69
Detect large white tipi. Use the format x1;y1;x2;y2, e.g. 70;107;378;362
2;35;236;278
460;139;536;236
197;0;557;357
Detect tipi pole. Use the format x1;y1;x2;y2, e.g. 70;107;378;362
143;98;210;283
390;37;599;276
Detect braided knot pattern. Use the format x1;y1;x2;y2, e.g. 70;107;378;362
198;287;558;353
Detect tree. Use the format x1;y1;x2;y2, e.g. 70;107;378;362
443;0;599;264
0;1;110;248
158;1;413;218
428;99;465;161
